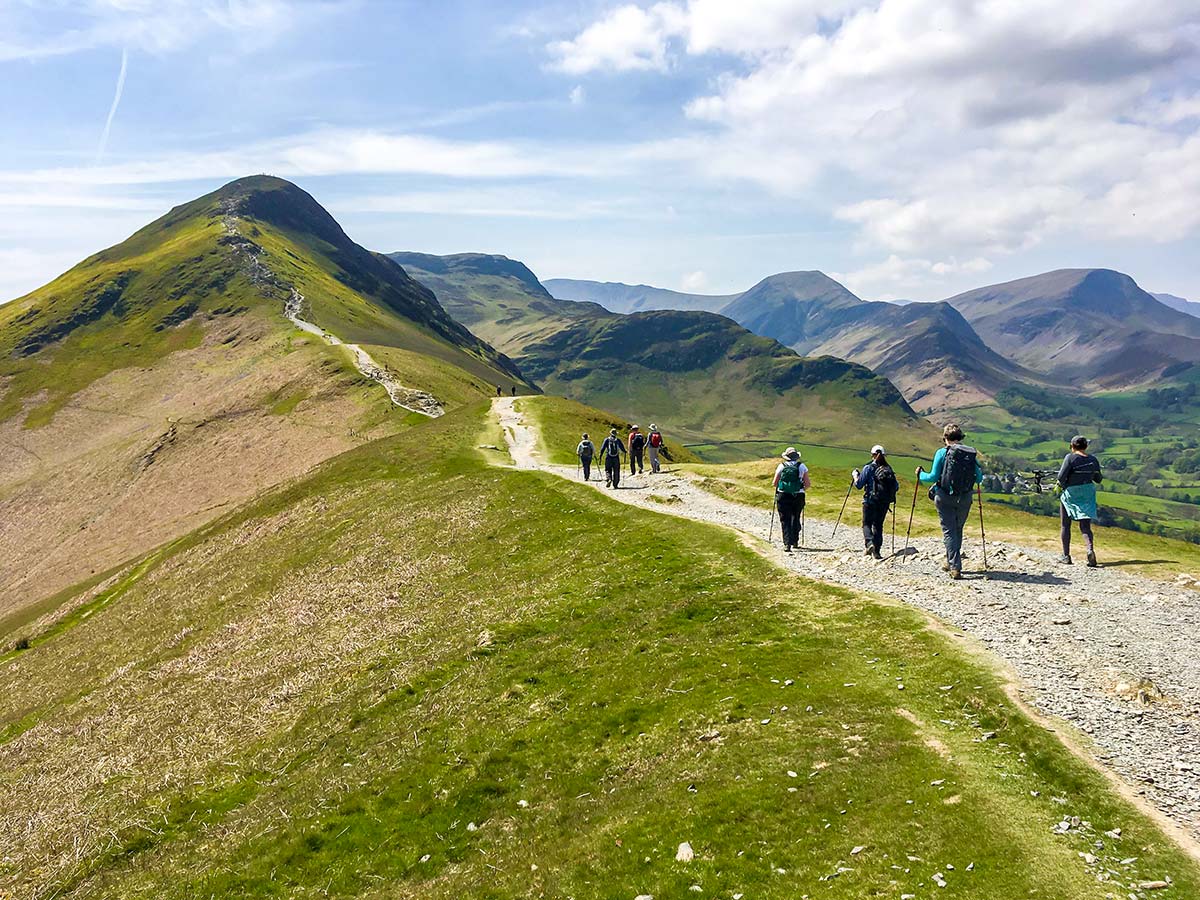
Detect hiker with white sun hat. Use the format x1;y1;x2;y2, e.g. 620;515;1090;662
772;447;810;552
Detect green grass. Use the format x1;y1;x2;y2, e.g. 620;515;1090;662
516;394;698;466
2;398;1198;898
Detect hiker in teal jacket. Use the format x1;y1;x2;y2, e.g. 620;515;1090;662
1057;434;1103;567
917;423;983;580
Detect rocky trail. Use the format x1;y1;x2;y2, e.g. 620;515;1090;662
219;202;443;418
494;397;1200;849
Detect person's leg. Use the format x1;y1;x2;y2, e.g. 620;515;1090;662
952;491;973;572
1079;518;1095;564
583;459;591;481
1060;503;1072;559
861;503;873;550
777;493;795;547
934;490;956;568
871;503;887;553
612;458;621;488
649;446;659;472
794;494;806;546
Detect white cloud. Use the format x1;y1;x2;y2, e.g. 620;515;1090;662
680;269;708;291
549;0;1200;293
547;3;686;73
833;254;994;301
569;84;585;105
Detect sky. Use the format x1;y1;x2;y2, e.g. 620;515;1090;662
1;0;1198;303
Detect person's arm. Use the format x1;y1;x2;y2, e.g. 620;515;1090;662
1092;455;1103;484
918;448;945;485
618;439;626;454
1057;453;1073;488
772;463;782;489
853;462;871;490
802;467;811;490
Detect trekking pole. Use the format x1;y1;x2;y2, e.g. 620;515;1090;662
768;495;777;543
902;473;920;554
891;502;896;555
977;484;988;576
801;507;806;549
831;483;853;539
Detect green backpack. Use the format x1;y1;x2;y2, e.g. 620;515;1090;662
778;461;803;494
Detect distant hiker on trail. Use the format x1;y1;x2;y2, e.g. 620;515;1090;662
917;423;983;580
496;385;501;397
600;428;626;489
628;425;646;475
853;444;899;559
647;423;664;474
576;433;596;482
1057;435;1103;567
510;385;516;397
773;447;810;553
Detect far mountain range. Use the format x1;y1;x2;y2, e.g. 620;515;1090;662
547;271;1200;414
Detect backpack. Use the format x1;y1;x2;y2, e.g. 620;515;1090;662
631;433;646;451
578;441;594;460
870;464;899;505
777;460;803;494
649;431;663;448
603;438;622;459
940;444;978;495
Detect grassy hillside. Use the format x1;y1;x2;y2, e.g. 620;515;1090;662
2;399;1197;898
515;394;698;466
0;176;527;618
519;309;937;455
388;251;603;354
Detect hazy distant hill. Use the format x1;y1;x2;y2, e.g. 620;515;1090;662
946;269;1200;388
543;277;737;314
0;176;525;616
1153;291;1200;319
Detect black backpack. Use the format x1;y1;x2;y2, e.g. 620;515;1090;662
631;433;646;451
578;441;594;460
940;444;978;495
871;464;899;505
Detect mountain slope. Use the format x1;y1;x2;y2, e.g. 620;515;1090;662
544;277;737;313
3;398;1198;897
388;252;606;352
395;254;935;451
1154;291;1200;319
946;269;1200;388
0;176;526;618
718;271;863;347
518;308;935;452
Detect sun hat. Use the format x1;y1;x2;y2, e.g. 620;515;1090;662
630;424;639;429
782;447;800;460
650;423;657;430
871;444;885;455
609;428;617;436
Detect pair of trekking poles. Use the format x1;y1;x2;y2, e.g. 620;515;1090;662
782;476;988;572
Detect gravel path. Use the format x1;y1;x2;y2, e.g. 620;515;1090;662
495;397;1200;845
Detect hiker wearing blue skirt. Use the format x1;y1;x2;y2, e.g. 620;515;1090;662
1057;435;1103;567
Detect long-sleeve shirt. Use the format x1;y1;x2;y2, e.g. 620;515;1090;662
919;446;983;489
1058;452;1102;488
600;436;626;459
576;440;595;459
854;461;882;503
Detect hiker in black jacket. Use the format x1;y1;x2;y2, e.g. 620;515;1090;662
628;425;646;475
599;429;626;489
853;444;898;559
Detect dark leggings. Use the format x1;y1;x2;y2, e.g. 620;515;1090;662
1060;504;1094;555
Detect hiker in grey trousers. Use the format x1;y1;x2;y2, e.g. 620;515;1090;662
917;423;983;579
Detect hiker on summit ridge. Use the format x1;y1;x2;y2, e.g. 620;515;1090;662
773;447;810;553
853;444;899;560
1057;435;1103;567
647;423;665;474
918;423;983;580
628;425;646;475
600;428;626;489
576;433;596;482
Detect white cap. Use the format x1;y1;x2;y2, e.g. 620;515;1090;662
871;444;885;455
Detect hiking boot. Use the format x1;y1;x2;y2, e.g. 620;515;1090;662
949;569;962;580
863;547;874;557
1086;551;1098;568
784;545;793;553
871;547;883;560
941;559;950;572
1058;554;1072;565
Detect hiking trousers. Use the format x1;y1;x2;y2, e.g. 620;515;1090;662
580;457;592;481
630;447;644;474
933;487;973;572
776;491;805;548
861;500;889;552
648;445;660;473
605;456;621;488
1060;503;1094;555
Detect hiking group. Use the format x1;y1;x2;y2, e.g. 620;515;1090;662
574;418;1104;575
576;423;667;488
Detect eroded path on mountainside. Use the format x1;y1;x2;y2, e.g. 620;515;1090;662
220;202;444;417
493;396;1200;847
